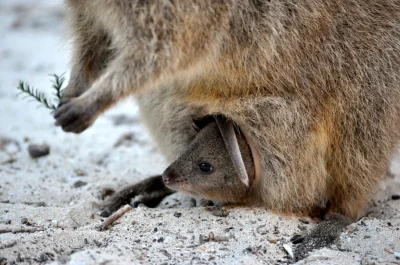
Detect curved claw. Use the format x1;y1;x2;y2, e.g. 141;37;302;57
53;98;96;133
57;98;70;108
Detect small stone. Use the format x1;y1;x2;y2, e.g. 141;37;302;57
290;235;304;244
199;199;214;207
74;167;87;177
243;247;253;253
173;212;182;218
3;215;11;224
21;217;30;225
0;257;7;265
298;217;311;224
51;220;59;228
207;206;229;217
224;227;234;232
283;244;294;259
298;224;307;231
39;252;54;262
35;201;46;207
101;187;115;200
16;253;23;262
392;194;400;200
157;237;164;243
28;144;50;158
73;180;87;188
357;217;368;226
189;198;197;207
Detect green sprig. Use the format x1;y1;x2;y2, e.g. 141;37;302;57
17;73;65;111
50;73;65;100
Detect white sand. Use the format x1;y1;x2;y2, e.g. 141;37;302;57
0;1;399;264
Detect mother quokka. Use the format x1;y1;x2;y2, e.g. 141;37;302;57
57;1;400;224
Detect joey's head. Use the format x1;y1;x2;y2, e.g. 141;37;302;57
162;119;255;203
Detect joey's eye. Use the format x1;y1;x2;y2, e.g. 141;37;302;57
199;162;213;174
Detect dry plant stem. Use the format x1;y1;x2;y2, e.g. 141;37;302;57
162;229;188;240
384;248;394;254
0;241;17;249
199;232;229;243
98;204;132;231
0;227;44;234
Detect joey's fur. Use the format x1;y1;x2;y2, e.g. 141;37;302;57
59;1;400;220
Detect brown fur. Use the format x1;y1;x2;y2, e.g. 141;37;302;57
58;0;400;220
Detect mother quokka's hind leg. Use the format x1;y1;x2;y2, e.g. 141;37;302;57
291;145;385;261
227;98;356;261
292;98;399;261
292;213;352;261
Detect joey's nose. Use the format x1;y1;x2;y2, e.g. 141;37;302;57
162;167;176;184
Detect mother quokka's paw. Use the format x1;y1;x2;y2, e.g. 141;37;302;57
54;97;97;133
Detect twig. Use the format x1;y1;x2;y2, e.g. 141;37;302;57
162;229;188;240
97;204;132;231
17;73;65;111
385;248;394;254
0;227;44;234
283;244;294;259
199;232;229;243
0;240;17;249
0;201;46;207
0;157;17;164
159;250;172;259
17;81;57;110
50;73;65;100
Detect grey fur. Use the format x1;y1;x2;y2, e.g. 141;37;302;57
162;120;255;203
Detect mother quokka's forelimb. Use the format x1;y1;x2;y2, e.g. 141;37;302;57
56;0;231;133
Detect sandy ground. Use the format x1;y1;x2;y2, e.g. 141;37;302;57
0;1;399;265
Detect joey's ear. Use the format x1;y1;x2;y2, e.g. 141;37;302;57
215;115;249;188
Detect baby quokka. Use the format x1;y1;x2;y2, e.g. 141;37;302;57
162;116;256;204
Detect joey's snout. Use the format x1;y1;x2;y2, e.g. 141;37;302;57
162;165;190;191
162;167;179;185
